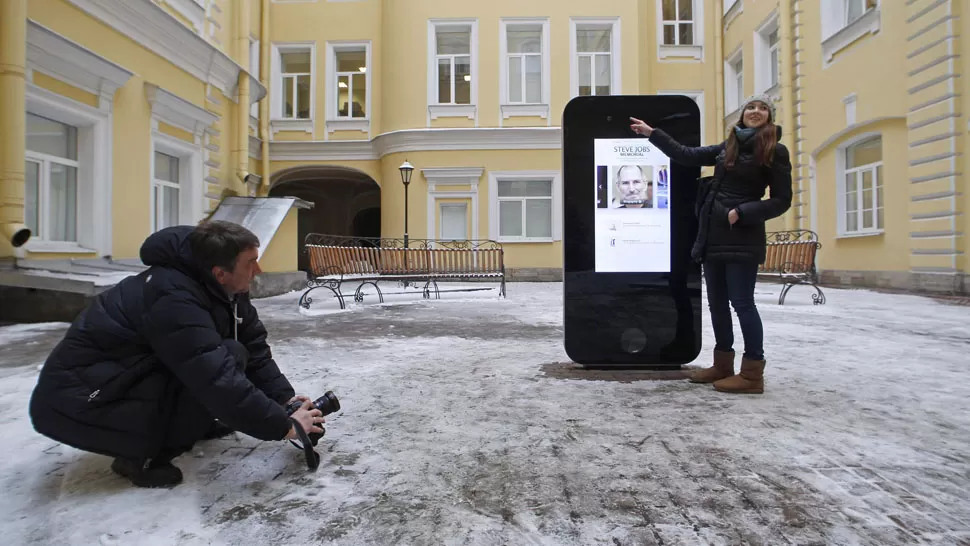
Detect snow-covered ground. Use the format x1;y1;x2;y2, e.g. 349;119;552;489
1;281;970;545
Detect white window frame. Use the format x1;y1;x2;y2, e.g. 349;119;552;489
250;38;260;123
150;133;201;233
438;202;469;241
488;170;562;243
422;168;484;244
499;18;551;123
25;143;80;246
836;133;884;237
657;91;705;146
656;0;704;61
270;42;316;134
569;17;622;99
427;19;478;124
754;13;781;95
821;0;880;66
144;84;212;231
724;48;744;120
325;40;372;137
23;85;112;256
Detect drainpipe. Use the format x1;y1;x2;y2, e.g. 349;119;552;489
779;0;797;230
0;0;31;256
260;0;270;194
235;0;251;194
713;0;725;142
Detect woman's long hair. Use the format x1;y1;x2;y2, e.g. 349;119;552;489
724;111;777;169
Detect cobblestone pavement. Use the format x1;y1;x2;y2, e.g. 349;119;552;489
1;282;969;545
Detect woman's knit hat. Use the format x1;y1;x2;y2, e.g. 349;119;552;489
739;94;776;121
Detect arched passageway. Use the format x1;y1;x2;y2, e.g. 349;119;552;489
269;165;380;272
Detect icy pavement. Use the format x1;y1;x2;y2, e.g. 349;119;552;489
1;282;970;545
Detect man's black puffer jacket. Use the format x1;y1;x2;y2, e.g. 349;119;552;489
28;226;295;461
648;126;793;263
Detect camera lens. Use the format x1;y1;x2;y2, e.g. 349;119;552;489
313;391;340;416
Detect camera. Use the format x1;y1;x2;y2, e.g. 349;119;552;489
285;391;340;446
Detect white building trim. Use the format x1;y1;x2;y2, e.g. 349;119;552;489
427;19;479;125
498;17;551;124
150;130;206;232
656;0;704;61
65;0;265;103
269;127;563;161
145;83;219;136
23;84;113;257
26;20;133;110
325;40;372;138
487;170;562;243
569;17;622;98
422;168;484;242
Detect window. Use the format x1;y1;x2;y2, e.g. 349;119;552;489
498;180;552;239
335;49;367;118
428;20;478;121
840;136;883;235
662;0;694;46
152;152;180;231
821;0;880;64
755;16;781;94
570;18;621;98
505;24;542;104
439;203;468;240
435;25;471;105
724;52;744;114
280;51;311;119
325;42;371;134
25;113;79;243
845;0;877;28
767;30;779;88
577;29;611;96
500;19;550;120
271;43;315;133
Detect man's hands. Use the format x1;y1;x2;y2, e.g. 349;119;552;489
728;209;740;225
285;398;325;441
629;117;654;137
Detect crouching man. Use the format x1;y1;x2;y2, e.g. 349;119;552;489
28;220;324;488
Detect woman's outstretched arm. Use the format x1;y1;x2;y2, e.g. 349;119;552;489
629;117;722;167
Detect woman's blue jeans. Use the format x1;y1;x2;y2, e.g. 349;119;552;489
703;260;764;361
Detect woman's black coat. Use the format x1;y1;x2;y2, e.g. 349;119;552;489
647;126;793;263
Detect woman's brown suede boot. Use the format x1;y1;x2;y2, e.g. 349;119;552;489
713;357;765;394
689;349;735;383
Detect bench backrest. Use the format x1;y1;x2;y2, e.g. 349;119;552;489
427;248;504;275
306;244;504;277
761;240;818;274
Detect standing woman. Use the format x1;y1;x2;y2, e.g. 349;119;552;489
629;95;792;394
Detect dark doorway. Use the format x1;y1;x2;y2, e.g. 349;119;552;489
269;166;381;273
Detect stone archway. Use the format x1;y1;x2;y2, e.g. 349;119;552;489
269;165;380;272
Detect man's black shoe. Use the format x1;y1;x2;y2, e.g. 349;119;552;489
111;458;183;488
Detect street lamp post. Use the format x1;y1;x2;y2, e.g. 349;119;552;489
399;160;414;249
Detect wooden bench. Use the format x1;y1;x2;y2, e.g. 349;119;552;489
298;234;507;310
759;229;826;305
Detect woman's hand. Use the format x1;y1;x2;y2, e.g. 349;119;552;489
728;209;740;225
629;117;653;137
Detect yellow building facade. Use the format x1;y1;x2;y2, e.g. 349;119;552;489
1;0;967;299
724;0;968;293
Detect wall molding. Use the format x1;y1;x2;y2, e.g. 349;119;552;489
66;0;265;103
26;20;133;109
145;83;220;136
269;127;563;161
